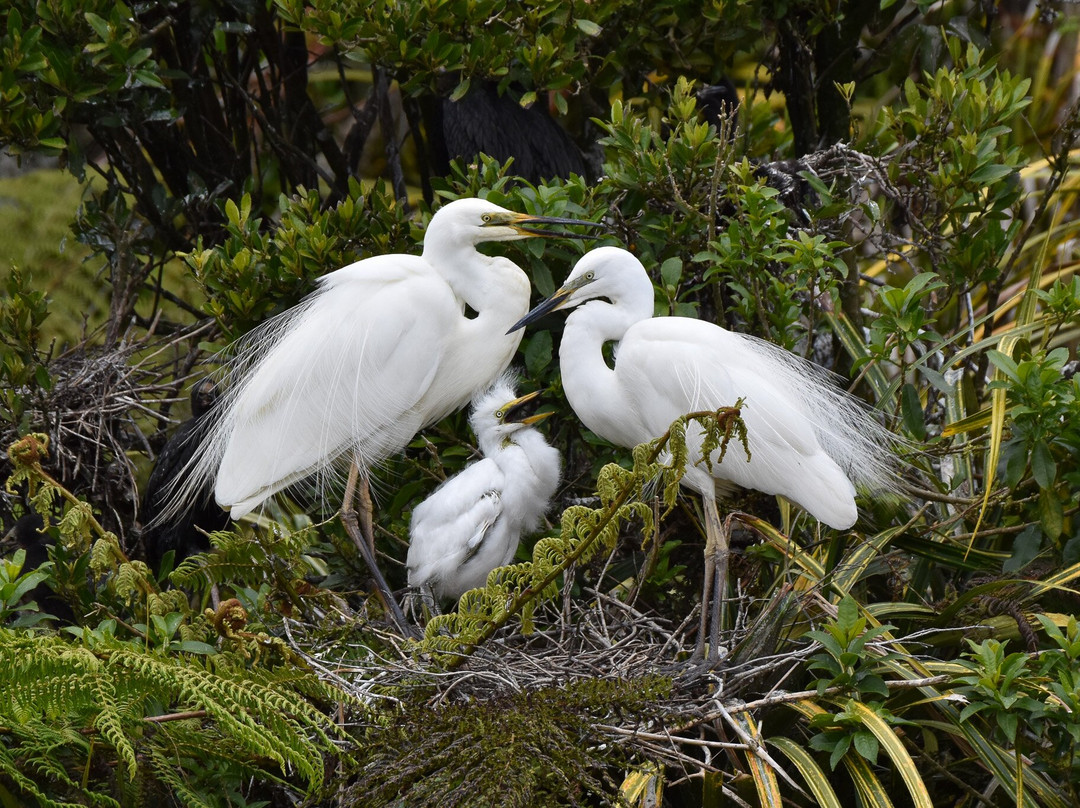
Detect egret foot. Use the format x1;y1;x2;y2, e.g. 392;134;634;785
405;583;442;627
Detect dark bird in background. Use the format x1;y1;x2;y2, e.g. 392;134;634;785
422;80;587;186
696;77;741;134
141;379;231;575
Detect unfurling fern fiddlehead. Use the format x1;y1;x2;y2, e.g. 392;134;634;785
419;406;747;663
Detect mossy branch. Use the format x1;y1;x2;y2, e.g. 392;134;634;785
419;406;747;665
7;434;158;606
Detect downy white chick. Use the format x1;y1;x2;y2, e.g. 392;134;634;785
407;375;561;601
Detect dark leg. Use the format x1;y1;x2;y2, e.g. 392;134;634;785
703;497;729;662
341;461;413;636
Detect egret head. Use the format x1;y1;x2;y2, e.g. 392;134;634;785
470;375;552;452
426;198;605;246
507;246;644;332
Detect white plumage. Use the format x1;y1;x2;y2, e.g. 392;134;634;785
407;375;561;601
170;198;596;519
511;245;898;523
509;246;900;657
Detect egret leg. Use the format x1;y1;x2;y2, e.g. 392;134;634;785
420;583;440;617
694;546;715;661
341;461;413;636
693;495;729;663
357;475;376;555
704;497;729;663
404;585;440;625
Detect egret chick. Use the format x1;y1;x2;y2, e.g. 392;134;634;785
407;375;561;603
509;246;899;659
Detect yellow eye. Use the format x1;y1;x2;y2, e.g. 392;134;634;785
495;409;505;418
481;213;492;223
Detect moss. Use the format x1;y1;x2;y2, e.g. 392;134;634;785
353;674;672;807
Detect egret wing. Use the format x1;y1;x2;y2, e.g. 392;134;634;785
214;257;459;515
617;318;858;526
618;319;816;450
407;460;506;586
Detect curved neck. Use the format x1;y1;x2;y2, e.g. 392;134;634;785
564;266;654;352
423;239;528;322
559;283;653;446
479;426;545;458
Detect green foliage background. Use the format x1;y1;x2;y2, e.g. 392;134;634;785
3;0;1080;805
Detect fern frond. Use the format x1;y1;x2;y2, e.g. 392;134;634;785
91;676;137;777
0;719;120;808
414;407;746;663
146;744;217;808
0;625;349;804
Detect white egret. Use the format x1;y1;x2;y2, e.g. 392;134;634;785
509;246;899;659
407;374;561;603
172;198;600;630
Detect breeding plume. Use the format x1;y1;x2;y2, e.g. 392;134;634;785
509;246;899;658
173;199;593;517
407;375;561;602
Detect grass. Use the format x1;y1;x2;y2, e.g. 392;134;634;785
0;167;212;353
0;168;105;350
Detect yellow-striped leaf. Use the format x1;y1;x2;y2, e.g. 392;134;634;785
739;713;783;808
845;699;933;808
766;736;843;808
619;762;664;808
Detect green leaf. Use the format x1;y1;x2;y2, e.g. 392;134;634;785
524;331;553;377
659;257;682;288
987;349;1020;382
996;710;1018;741
900;383;926;440
853;730;879;764
9;571;49;603
1030;440;1056;489
969;163;1014;184
1003;525;1043;573
449;77;471;102
575;19;602;36
83;11;111;41
1039;489;1064;542
829;734;851;770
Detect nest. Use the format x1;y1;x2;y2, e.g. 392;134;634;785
1;324;215;541
283;582;825;798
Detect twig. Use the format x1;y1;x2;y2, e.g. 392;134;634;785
144;710;208;724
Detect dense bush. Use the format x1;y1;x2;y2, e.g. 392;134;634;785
2;1;1080;805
